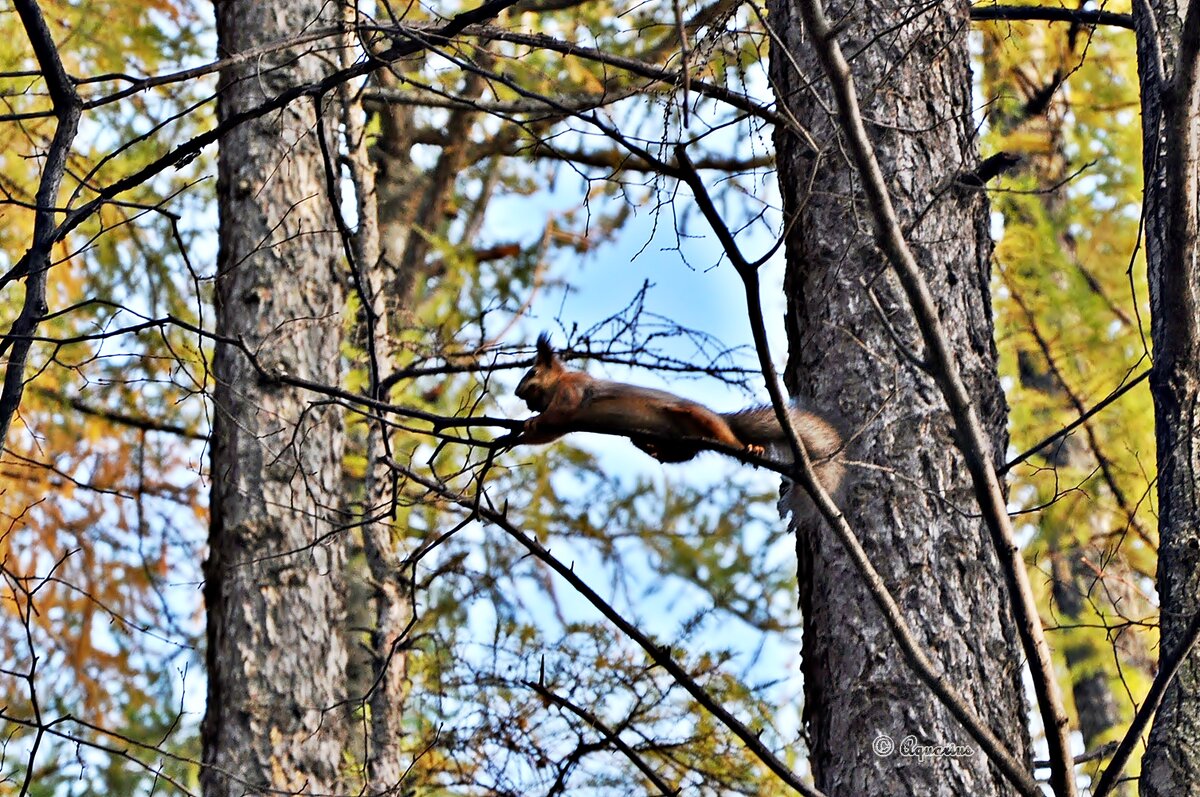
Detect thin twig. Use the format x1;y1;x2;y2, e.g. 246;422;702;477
1091;610;1200;797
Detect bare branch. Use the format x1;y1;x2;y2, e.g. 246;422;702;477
406;120;775;172
397;463;829;797
969;4;1134;30
30;386;205;441
0;0;84;446
1092;609;1200;797
0;27;347;122
1003;285;1153;540
1001;369;1149;469
455;23;803;136
525;681;680;796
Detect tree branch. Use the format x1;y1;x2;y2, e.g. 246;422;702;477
30;386;205;440
0;0;84;447
1003;284;1153;541
1091;609;1200;797
524;681;680;796
969;4;1134;30
454;23;802;136
397;463;829;797
1001;369;1149;469
406;120;774;172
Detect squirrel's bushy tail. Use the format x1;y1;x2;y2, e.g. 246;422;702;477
723;403;846;516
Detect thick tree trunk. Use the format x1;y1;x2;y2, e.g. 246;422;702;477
203;1;349;794
1135;2;1200;795
769;1;1032;794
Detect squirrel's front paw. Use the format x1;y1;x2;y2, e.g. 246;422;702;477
745;443;766;457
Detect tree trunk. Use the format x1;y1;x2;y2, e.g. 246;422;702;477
768;1;1033;794
203;1;349;793
1135;1;1200;794
338;39;491;789
345;57;414;795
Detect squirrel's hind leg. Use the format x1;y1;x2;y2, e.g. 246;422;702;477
663;404;754;455
632;438;700;463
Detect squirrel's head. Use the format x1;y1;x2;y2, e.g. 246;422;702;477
515;333;563;411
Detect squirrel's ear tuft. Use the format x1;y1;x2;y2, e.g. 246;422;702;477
535;333;554;364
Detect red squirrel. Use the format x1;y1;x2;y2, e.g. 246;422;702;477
514;335;844;494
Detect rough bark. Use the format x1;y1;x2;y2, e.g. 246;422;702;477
769;1;1032;794
1136;0;1200;794
203;1;349;793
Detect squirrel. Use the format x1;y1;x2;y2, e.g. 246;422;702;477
513;334;845;497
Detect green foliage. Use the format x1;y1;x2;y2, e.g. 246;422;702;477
979;4;1157;756
0;0;211;791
